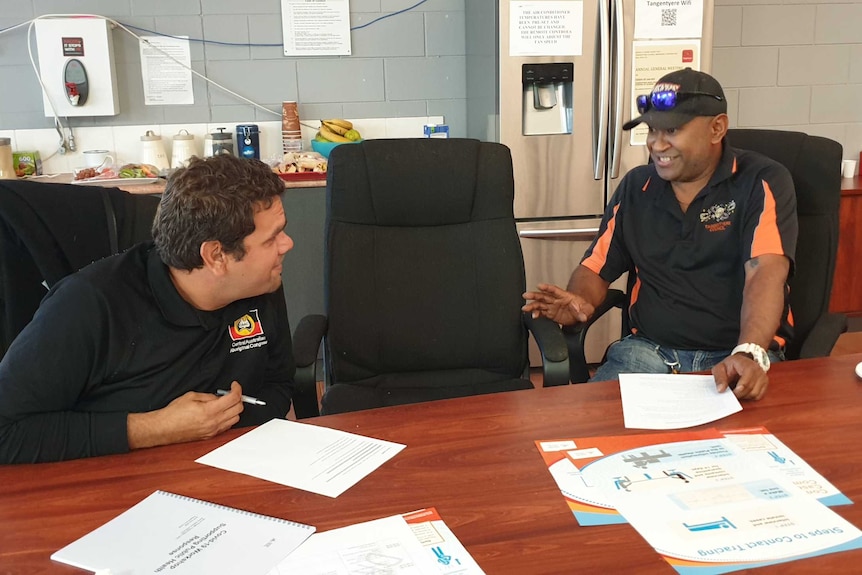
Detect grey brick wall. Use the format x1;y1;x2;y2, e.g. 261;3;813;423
0;0;467;135
713;0;862;160
2;0;860;156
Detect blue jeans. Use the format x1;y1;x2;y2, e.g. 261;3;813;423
590;334;785;382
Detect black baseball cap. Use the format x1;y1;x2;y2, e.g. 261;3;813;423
623;68;727;131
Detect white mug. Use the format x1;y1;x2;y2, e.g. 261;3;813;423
82;149;113;169
842;159;857;179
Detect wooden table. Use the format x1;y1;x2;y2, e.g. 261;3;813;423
2;355;862;574
831;332;862;356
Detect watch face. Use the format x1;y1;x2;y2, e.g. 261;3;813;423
752;347;770;371
733;344;769;371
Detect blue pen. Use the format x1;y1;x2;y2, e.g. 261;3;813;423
216;389;267;406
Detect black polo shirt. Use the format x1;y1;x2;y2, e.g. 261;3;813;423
582;142;797;351
0;242;295;463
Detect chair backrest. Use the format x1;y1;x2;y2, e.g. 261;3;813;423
322;138;531;411
725;129;843;359
0;180;159;358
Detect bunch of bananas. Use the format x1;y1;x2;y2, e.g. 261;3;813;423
316;119;362;143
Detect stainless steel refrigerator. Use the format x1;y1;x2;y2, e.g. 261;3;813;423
467;0;715;365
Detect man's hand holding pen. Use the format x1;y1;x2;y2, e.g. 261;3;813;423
127;380;245;450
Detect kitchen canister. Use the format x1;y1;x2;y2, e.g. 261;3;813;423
140;130;169;172
0;138;16;179
236;124;260;160
171;129;197;169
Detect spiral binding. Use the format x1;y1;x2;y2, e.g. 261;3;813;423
156;490;312;529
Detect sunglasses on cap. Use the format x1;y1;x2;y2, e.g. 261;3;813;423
635;90;724;114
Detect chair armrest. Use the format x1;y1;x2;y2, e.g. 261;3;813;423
522;312;570;387
291;314;328;419
562;289;626;383
797;312;847;359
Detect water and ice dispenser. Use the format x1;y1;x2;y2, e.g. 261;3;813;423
522;62;573;136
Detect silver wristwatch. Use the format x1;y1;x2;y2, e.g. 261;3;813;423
731;343;770;372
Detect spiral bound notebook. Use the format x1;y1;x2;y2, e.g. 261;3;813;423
51;490;315;575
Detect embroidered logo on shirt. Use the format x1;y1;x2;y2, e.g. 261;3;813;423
228;309;268;353
700;200;736;232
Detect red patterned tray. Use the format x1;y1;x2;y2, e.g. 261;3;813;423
277;172;327;182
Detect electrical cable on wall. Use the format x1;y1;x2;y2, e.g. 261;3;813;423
0;0;435;146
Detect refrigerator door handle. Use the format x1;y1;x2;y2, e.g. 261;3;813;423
519;227;600;240
609;0;625;179
594;0;611;181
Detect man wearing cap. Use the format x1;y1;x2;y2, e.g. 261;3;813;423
523;68;797;401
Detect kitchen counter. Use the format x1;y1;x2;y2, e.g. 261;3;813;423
25;172;328;193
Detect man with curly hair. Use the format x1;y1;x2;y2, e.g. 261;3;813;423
0;154;296;463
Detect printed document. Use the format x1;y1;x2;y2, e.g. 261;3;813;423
270;508;484;574
619;373;742;429
196;419;405;498
535;427;852;526
535;430;862;573
611;459;862;573
51;490;314;574
402;508;486;574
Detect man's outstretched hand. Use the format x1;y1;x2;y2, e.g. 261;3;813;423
522;283;595;326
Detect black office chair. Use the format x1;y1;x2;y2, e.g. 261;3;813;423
566;129;846;382
0;179;160;359
292;138;569;417
0;180;323;411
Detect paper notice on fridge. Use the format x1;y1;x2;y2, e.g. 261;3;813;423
196;419;405;498
629;39;701;146
619;373;741;429
509;1;583;56
634;0;704;40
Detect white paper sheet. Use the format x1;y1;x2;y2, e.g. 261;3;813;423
619;373;742;429
721;430;852;506
269;515;439;574
281;0;351;56
403;508;486;574
610;456;862;570
196;419;405;498
508;1;583;57
634;0;704;40
52;490;314;575
139;35;194;106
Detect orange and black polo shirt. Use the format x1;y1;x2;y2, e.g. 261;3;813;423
581;142;797;351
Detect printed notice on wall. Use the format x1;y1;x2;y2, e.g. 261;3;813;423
282;0;351;56
634;0;704;40
139;36;194;106
509;1;583;57
629;40;701;146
